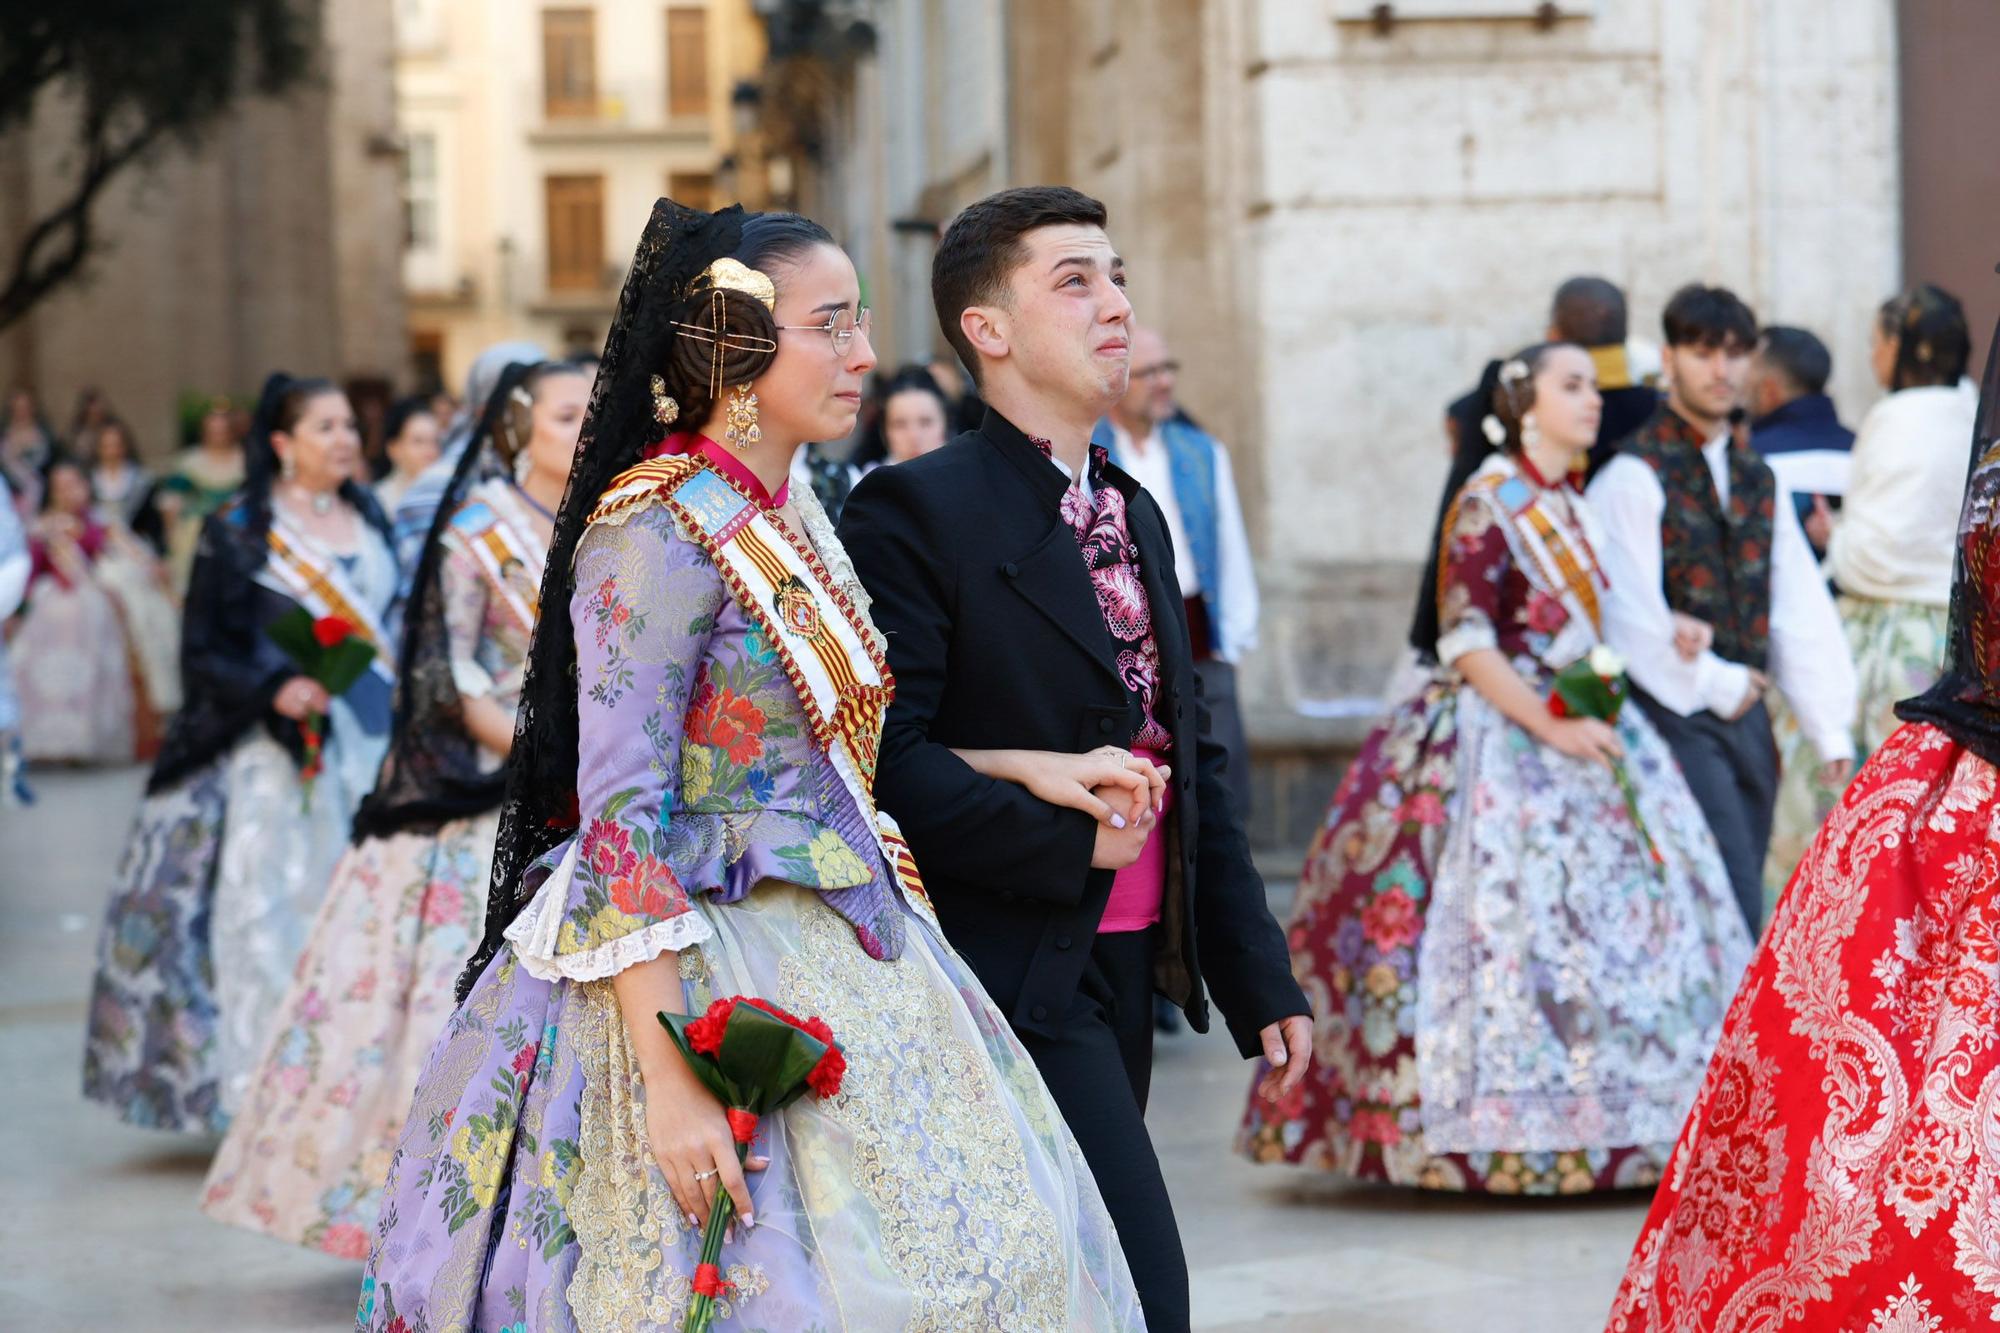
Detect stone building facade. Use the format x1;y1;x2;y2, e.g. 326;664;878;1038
761;0;1952;845
0;1;407;460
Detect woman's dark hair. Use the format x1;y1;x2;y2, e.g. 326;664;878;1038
240;372;391;554
460;201;836;998
38;456;90;512
1878;283;1971;391
497;361;591;469
658;212;835;430
1661;283;1758;353
92;417;137;466
931;185;1108;386
381;394;435;448
1487;342;1571;455
852;364;951;468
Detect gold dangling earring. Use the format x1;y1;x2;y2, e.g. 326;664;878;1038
649;374;680;430
724;382;761;450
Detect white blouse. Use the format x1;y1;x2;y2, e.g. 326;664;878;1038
1827;379;1977;606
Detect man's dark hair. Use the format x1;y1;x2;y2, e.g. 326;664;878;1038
1550;276;1627;347
931;186;1109;385
1661;283;1758;352
1756;326;1833;398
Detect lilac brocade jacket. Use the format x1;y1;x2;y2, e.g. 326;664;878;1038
506;500;909;981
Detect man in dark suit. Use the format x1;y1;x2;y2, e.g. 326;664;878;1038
839;186;1310;1333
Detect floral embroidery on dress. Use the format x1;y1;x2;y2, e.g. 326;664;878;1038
1239;452;1749;1196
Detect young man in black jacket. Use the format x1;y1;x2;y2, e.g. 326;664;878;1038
839;185;1310;1333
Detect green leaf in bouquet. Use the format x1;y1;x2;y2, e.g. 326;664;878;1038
718;1004;828;1114
658;1010;749;1108
317;638;379;695
265;606;325;670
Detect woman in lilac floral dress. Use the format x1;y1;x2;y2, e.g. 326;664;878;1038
202;362;587;1256
359;200;1144;1331
1236;344;1753;1194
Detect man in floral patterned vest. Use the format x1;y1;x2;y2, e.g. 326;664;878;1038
1588;283;1855;931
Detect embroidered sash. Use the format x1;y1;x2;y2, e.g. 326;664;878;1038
592;457;934;917
1460;463;1608;639
450;483;546;635
260;513;397;687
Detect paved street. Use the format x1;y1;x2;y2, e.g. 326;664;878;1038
1;765;1646;1331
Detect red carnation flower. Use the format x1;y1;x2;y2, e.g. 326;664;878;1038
684;996;737;1056
806;1044;846;1099
311;615;356;648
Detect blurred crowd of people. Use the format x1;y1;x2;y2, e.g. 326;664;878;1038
8;169;1994;1329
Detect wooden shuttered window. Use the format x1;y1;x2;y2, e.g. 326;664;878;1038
545;174;606;291
542;8;597;119
666;7;709;118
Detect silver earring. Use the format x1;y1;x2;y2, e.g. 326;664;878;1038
1521;413;1541;449
514;447;533;484
280;452;296;481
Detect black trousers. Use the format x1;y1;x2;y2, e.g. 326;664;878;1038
1634;689;1778;933
1016;928;1189;1332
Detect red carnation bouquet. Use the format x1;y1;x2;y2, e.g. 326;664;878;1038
1549;645;1663;876
266;607;377;810
659;995;846;1332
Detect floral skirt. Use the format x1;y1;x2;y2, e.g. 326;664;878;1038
82;761;229;1133
16;575;135;763
202;810;499;1256
1237;673;1753;1193
211;731;380;1114
361;881;1143;1331
1608;725;2000;1331
1763;595;1949;913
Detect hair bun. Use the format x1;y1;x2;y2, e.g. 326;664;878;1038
661;286;781;428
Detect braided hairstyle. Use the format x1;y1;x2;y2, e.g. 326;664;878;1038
1879;283;1971;392
458;200;837;998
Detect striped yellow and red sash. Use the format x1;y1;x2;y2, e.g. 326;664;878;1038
449;482;546;635
591;456;932;915
261;514;397;684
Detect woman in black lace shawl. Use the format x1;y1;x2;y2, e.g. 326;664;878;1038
199;360;588;1253
82;373;397;1134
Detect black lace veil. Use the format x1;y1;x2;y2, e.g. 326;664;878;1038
1408;358;1508;657
457;199;752;997
1897;312;2000;761
351;362;541;840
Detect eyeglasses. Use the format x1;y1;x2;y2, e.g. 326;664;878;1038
1131;359;1181;381
775;307;873;355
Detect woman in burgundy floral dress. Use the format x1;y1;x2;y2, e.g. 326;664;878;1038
1237;343;1752;1193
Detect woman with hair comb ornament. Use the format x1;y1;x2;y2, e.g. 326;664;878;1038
1607;319;2000;1330
202;361;588;1256
358;200;1146;1332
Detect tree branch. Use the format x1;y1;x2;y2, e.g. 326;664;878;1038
0;116;170;330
